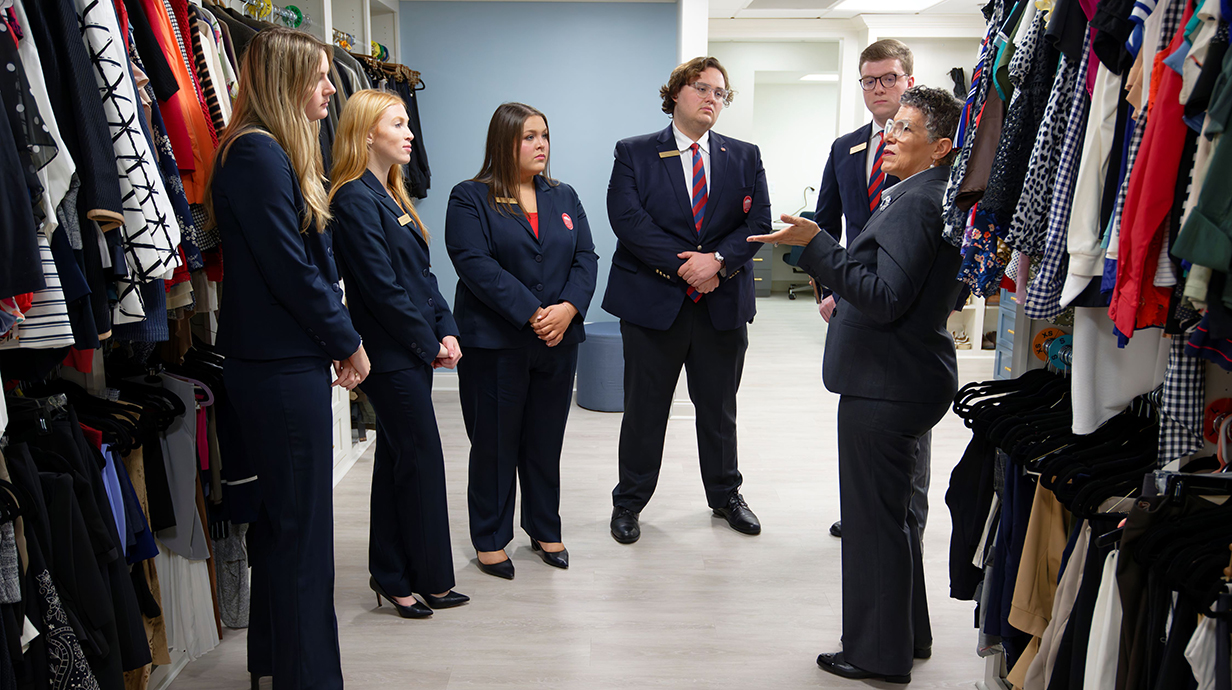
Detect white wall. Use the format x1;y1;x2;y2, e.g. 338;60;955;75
753;82;837;217
885;36;982;99
707;41;842;142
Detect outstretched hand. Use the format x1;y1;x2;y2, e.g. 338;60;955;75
747;214;823;247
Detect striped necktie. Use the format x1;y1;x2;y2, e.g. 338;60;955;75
868;131;887;212
686;142;707;303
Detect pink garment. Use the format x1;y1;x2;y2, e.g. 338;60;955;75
197;407;209;471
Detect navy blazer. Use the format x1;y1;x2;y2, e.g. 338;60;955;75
330;171;459;372
445;177;598;350
602;124;770;332
813;123;900;246
212;133;361;362
799;166;963;404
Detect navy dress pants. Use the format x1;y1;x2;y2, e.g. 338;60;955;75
837;395;948;678
360;365;455;596
458;342;578;552
225;357;342;690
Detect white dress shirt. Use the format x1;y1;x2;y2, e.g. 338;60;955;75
673;123;711;199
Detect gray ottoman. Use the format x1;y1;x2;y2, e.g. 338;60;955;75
576;321;624;412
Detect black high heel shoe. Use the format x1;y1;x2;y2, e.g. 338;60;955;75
250;673;265;690
476;553;515;580
420;590;470;609
530;539;569;569
369;577;432;619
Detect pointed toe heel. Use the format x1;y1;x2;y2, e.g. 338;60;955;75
530;539;569;569
369;577;432;619
421;590;470;609
477;556;515;580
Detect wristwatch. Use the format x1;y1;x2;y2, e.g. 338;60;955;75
714;251;727;277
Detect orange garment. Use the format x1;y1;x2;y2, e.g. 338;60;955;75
139;0;215;203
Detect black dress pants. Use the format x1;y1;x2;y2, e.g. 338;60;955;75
613;298;747;512
225;357;342;690
837;395;948;677
459;341;578;551
360;365;455;596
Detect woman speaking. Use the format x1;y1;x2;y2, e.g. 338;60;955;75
446;103;598;579
750;86;963;684
329;89;468;618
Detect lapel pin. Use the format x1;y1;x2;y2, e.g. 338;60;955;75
562;213;574;230
720;146;726;152
743;196;752;213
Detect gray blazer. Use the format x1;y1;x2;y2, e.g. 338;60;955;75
798;165;963;404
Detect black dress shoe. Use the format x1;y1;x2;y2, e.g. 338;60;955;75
369;577;432;619
830;520;842;538
816;652;910;684
914;645;932;659
530;539;569;569
610;507;640;544
477;555;515;580
712;492;761;535
420;590;470;609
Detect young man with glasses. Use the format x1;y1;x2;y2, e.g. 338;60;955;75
812;39;929;542
603;56;771;544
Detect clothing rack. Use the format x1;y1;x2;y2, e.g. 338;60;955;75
350;52;422;89
332;28;357;51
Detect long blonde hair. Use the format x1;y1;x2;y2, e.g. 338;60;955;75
328;89;427;240
206;28;332;233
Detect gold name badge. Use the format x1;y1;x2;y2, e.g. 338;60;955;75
495;197;518;204
398;214;412;226
659;150;682;158
849;142;868;154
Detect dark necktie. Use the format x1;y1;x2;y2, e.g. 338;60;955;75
686;142;708;303
868;131;887;212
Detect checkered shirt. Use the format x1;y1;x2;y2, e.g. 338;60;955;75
1025;32;1094;320
1159;313;1206;465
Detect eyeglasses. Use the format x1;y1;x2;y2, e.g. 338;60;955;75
884;118;913;139
859;73;907;91
688;82;733;106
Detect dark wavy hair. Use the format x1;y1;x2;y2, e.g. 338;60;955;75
898;86;962;166
659;56;734;115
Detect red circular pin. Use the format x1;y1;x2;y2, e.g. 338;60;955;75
562;213;574;230
743;196;752;213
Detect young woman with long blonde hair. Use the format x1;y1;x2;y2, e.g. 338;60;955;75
207;27;368;689
328;89;468;618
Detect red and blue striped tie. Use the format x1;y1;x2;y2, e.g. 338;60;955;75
868;131;887;212
687;142;708;303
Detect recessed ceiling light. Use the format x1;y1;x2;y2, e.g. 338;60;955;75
800;74;840;82
832;0;944;11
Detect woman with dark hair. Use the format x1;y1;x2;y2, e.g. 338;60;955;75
446;103;598;579
206;27;368;689
751;86;963;684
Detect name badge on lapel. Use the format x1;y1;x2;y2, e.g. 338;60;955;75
659;150;682;158
398;213;412;226
495;197;518;205
849;142;868;155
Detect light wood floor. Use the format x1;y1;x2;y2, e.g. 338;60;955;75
170;295;994;689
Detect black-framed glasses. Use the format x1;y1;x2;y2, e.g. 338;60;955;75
884;118;913;139
689;82;733;106
859;73;907;91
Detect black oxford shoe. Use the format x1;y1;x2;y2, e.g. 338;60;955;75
712;492;761;535
816;652;910;684
610;507;640;544
830;520;842;538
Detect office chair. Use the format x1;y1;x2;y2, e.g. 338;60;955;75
782;210;814;300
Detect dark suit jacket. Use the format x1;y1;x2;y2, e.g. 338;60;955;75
602;124;771;331
445;177;598;350
813;123;900;246
798;166;962;404
331;171;459;372
212;133;361;362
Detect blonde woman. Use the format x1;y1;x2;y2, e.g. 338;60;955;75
328;89;468;618
207;28;368;689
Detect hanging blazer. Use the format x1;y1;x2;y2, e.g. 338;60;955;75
212;134;361;362
602;124;770;332
814;123;900;247
445;177;598;350
798;166;963;404
330;170;459;372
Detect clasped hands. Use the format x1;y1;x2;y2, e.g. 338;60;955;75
676;251;722;294
432;335;462;370
332;344;370;391
530;302;578;347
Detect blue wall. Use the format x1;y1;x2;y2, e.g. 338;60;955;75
399;1;678;321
